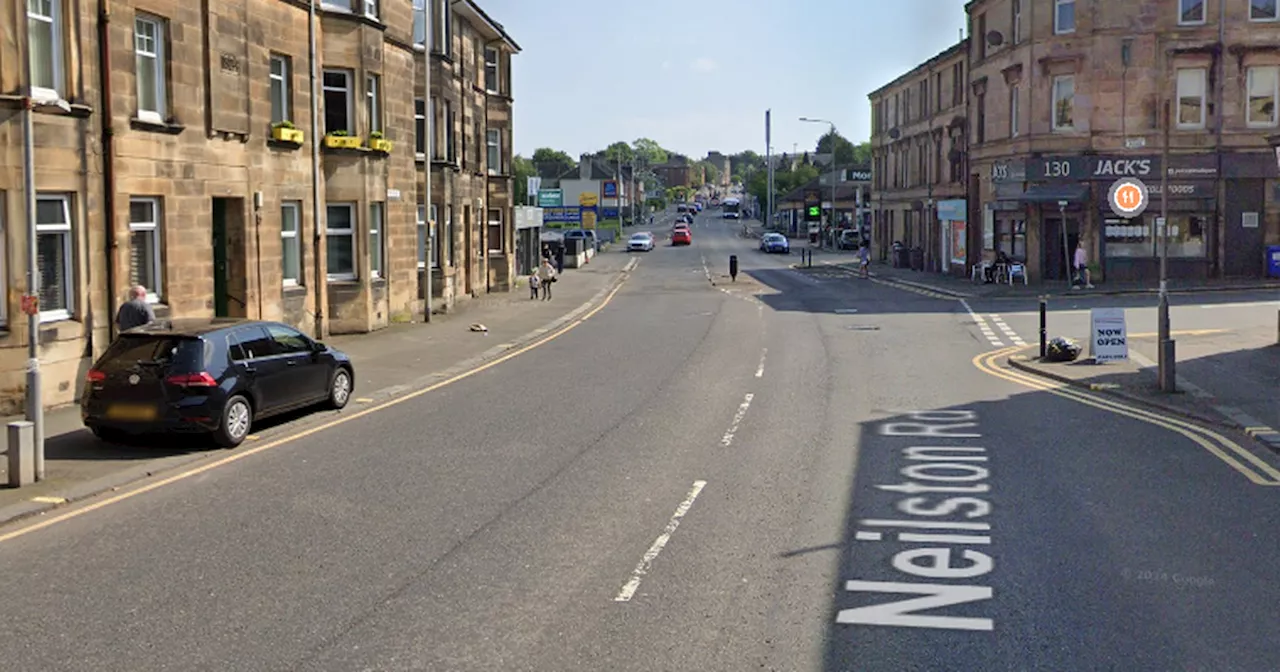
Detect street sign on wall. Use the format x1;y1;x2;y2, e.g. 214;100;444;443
537;189;563;207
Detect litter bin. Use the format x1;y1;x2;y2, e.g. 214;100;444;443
1267;246;1280;278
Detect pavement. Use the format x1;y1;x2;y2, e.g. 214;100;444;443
0;207;1277;671
0;248;637;524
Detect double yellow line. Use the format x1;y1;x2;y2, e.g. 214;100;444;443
973;346;1280;486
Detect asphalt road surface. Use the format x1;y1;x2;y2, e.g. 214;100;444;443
0;210;1277;671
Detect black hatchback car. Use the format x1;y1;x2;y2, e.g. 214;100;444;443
81;319;354;447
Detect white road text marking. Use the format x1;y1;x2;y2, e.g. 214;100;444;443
614;480;708;602
839;410;996;632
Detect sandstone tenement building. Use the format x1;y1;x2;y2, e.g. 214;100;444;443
0;0;519;412
870;0;1280;283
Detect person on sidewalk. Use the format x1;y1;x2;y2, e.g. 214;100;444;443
116;285;155;332
538;259;557;300
1073;242;1095;289
858;239;871;279
528;272;540;300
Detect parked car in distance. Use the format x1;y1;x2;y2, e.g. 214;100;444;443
81;319;354;448
760;232;790;254
672;227;692;245
561;228;599;251
628;232;655;251
838;230;862;250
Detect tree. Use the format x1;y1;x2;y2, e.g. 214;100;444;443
816;130;857;167
698;160;721;186
632;138;668;165
851;141;872;166
512;155;536;204
603;141;634;165
531;147;576;178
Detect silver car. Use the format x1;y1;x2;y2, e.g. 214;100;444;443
628;232;655;252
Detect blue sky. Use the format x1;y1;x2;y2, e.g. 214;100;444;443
482;0;968;160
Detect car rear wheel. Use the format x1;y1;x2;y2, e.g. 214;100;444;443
328;367;353;410
214;395;252;448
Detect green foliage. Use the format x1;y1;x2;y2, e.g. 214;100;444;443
746;161;820;216
603;141;634;164
531;147;575;178
631;138;668;165
512;155;536;203
813;130;872;168
698;159;721;186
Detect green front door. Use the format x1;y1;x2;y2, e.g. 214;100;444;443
212;199;229;317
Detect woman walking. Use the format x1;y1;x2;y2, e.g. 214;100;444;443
538;258;557;300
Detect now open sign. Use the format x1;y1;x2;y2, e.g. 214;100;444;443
1089;308;1128;362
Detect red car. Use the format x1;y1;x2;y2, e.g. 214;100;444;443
671;227;692;245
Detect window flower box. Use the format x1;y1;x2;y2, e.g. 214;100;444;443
368;132;392;153
324;132;362;149
272;123;304;145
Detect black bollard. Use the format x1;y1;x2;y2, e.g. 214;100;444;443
729;255;738;282
1039;296;1048;359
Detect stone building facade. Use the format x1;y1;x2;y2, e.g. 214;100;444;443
963;0;1280;283
0;0;518;413
868;40;971;274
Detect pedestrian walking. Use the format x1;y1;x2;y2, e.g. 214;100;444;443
538;258;557;300
1073;242;1094;288
528;272;541;300
116;285;155;332
858;240;871;279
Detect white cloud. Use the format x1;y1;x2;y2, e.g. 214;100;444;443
690;58;718;73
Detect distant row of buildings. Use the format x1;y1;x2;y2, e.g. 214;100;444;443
1;0;519;412
868;0;1280;283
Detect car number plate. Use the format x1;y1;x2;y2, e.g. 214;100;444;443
105;404;158;421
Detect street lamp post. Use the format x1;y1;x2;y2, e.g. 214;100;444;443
800;117;837;248
1158;99;1174;392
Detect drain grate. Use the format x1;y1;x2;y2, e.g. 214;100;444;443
834;308;859;314
846;325;880;331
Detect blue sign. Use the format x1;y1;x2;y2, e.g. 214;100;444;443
602;180;619;198
601;207;620;218
936;199;967;222
542;206;584;224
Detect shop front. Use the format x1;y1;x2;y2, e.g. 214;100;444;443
1089;153;1218;282
936;199;967;277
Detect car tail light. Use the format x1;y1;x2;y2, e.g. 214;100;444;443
86;369;106;383
165;372;218;388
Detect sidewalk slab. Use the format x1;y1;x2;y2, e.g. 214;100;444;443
0;251;637;526
1005;327;1280;454
828;260;1280;300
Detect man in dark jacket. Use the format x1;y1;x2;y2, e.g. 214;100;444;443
116;285;155;332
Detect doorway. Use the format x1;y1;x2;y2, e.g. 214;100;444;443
212;197;248;317
463;205;473;295
1043;214;1079;281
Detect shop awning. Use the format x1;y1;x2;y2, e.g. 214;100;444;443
1010;183;1091;204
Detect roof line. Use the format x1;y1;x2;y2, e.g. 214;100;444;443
867;38;968;100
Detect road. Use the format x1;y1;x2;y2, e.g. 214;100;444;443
0;210;1277;671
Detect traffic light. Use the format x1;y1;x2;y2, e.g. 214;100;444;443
805;204;821;222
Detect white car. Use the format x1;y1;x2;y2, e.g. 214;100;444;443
628;232;655;252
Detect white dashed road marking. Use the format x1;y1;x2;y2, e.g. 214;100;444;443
755;349;767;378
721;393;755;446
960;299;1004;347
988;314;1027;347
614;480;708;603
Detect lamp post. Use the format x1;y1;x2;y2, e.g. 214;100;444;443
800;117;837;247
1158;99;1174;392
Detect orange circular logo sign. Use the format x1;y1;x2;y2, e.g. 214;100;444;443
1107;178;1149;218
